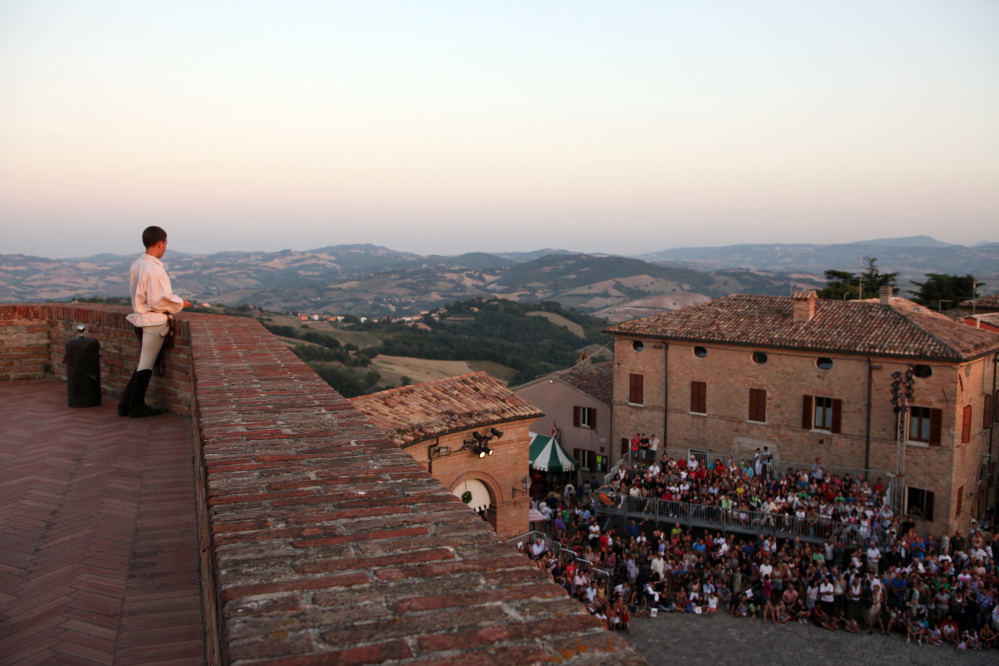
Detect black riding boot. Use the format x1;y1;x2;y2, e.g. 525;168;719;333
128;369;163;418
117;371;140;416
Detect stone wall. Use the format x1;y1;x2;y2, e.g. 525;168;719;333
1;303;646;665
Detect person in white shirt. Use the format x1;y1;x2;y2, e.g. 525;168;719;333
119;227;190;418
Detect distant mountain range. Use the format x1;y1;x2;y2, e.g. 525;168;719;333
639;236;999;276
1;236;994;321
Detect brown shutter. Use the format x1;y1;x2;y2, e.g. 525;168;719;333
961;405;972;443
589;408;596;430
749;388;766;422
629;374;645;404
802;395;813;430
573;406;580;427
831;399;842;434
621;438;629;456
924;491;934;522
955;485;963;517
929;408;943;446
985;394;993;430
691;381;706;413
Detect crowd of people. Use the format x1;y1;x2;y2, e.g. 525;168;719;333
517;460;999;653
614;442;900;547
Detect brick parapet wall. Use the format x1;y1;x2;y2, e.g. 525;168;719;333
0;303;193;414
1;303;645;665
188;316;644;666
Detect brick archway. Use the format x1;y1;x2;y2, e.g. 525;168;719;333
449;470;503;505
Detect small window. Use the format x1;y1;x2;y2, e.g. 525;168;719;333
905;486;934;521
816;358;833;370
632;340;644;351
579;407;592;428
913;365;932;379
814;397;834;430
752;352;768;364
694;346;707;358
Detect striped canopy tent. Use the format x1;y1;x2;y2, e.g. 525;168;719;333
529;435;580;472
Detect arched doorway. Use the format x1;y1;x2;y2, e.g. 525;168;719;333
452;478;497;530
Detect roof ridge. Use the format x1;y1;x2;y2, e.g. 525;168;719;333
884;300;965;360
352;371;491;402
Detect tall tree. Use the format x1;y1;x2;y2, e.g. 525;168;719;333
817;259;898;300
909;274;984;310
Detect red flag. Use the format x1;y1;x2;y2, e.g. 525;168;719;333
551;422;557;440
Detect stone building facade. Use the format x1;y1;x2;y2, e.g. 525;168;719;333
607;289;999;537
514;359;614;486
350;372;543;538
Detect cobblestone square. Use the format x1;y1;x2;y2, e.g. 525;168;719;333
625;613;996;666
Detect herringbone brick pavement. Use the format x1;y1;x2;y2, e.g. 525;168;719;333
0;380;205;665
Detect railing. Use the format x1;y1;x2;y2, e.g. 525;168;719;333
602;450;632;486
597;492;889;548
507;530;614;595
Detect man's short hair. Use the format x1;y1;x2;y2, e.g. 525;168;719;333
142;226;167;249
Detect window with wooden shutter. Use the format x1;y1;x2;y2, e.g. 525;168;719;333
621;438;629;456
748;388;766;422
629;374;644;404
578;407;592;428
985;394;993;430
831;399;842;434
691;381;707;414
573;406;580;427
955;485;963;517
801;395;813;430
961;405;972;443
929;408;943;446
589;408;596;430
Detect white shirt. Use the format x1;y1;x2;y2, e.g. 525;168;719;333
126;254;184;327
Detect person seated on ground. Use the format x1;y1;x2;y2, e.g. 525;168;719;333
844;614;860;633
734;593;751;618
821;610;841;631
980;623;996;649
702;592;716;615
940;615;960;643
776;601;791;624
877;605;897;635
926;621;942;646
907;615;926;645
810;604;828;627
957;632;968;653
966;630;980;650
717;584;732;610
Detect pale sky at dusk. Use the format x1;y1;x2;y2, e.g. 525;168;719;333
1;1;997;258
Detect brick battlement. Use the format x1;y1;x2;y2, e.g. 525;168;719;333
1;304;645;666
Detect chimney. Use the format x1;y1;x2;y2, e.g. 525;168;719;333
792;290;817;322
578;351;591;369
879;285;893;305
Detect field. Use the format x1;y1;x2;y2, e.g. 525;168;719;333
370;355;515;387
525;311;585;338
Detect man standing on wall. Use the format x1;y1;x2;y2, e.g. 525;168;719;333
118;226;190;418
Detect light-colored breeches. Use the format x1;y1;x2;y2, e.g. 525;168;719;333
137;323;170;371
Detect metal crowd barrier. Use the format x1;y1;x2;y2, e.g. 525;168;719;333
598;492;889;548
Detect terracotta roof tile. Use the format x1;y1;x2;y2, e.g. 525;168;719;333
558;362;615;405
961;292;999;309
606;294;999;361
350;372;544;447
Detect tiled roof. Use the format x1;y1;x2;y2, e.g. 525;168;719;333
961;292;999;309
605;294;999;361
558;362;615;405
350;372;544;447
964;313;999;330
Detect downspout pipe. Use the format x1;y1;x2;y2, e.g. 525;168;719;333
991;355;997;500
427;436;440;476
865;359;881;473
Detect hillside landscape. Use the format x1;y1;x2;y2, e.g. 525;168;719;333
1;237;995;322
